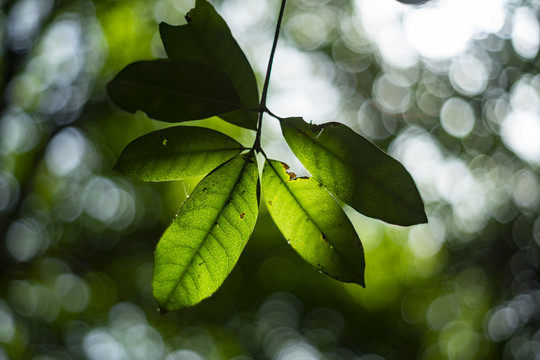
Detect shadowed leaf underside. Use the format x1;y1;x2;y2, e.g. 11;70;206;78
159;0;259;129
114;126;245;181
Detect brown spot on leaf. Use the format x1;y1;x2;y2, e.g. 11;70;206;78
287;171;298;180
240;212;246;219
279;161;308;181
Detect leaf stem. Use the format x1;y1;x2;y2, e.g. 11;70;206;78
253;0;287;152
264;107;286;121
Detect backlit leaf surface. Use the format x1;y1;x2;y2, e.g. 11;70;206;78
159;0;259;129
263;159;365;286
107;60;241;123
115;126;245;181
281;117;427;226
153;153;259;311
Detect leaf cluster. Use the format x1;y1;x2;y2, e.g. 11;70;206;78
107;0;427;312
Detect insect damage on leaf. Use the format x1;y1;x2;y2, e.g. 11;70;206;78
310;122;341;133
280;161;309;181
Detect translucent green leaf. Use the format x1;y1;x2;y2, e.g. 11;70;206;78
262;159;365;286
107;60;241;123
159;0;259;130
281;117;427;226
153;153;259;311
114;126;245;181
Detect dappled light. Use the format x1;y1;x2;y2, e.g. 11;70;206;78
1;0;539;358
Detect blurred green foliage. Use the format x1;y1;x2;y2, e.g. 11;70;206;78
0;0;539;359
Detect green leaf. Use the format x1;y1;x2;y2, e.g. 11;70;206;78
281;117;427;226
153;153;259;311
262;159;365;286
107;59;242;123
114;126;245;181
159;0;259;130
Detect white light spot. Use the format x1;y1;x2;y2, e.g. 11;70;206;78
487;307;518;341
501;110;540;165
45;127;86;176
0;110;40;154
83;330;126;360
375;22;417;68
440;97;476;138
408;219;445;258
509;77;540;113
6;218;48;262
373;74;413;114
404;5;472;59
426;295;460;330
401;0;506;59
54;274;90;313
41;20;83;85
511;170;540;209
449;54;489;96
511;7;540;60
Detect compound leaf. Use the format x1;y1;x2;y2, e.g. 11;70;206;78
107;59;241;123
281;117;427;226
153;153;259;311
115;126;245;181
159;0;259;130
263;159;365;286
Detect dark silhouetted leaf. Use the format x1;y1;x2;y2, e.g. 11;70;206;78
159;0;259;130
107;60;241;123
114;126;245;181
281;117;427;226
153;153;259;311
263;159;365;286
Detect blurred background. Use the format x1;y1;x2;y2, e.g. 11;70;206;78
0;0;539;358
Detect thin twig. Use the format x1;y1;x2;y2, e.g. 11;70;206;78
252;0;287;152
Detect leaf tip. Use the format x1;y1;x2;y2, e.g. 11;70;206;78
405;209;428;226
